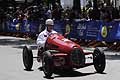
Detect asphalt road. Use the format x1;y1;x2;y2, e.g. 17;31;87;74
0;36;120;80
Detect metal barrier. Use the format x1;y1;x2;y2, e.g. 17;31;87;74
2;18;120;43
99;20;120;42
71;19;120;42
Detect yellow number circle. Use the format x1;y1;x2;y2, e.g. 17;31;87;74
16;23;20;31
101;26;107;38
66;24;71;33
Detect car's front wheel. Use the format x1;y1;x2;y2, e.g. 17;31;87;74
42;51;54;78
93;48;106;73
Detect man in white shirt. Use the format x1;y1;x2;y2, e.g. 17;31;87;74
36;19;57;62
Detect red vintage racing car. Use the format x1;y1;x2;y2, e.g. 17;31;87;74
22;33;106;78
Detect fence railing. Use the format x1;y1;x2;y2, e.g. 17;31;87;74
1;18;120;42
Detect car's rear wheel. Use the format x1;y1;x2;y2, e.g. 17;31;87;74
93;48;106;73
42;51;54;78
23;46;33;71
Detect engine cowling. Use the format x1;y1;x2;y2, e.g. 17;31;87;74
45;33;83;54
45;33;85;67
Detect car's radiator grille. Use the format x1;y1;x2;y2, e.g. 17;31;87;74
71;48;85;66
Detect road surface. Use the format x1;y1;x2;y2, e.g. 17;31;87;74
0;36;120;80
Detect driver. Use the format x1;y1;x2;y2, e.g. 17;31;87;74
37;19;57;48
36;19;57;62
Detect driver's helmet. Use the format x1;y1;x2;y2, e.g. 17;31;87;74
45;19;54;26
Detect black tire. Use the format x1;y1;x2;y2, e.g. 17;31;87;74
23;46;33;71
93;48;106;73
42;51;54;78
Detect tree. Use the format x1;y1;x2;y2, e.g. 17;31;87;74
73;0;81;13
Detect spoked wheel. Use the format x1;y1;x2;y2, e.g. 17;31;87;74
42;51;54;78
93;48;106;73
23;46;33;71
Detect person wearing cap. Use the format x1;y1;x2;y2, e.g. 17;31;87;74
36;19;57;62
37;19;57;48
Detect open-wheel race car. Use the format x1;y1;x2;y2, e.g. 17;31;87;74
22;33;106;78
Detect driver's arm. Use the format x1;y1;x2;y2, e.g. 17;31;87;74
36;33;47;48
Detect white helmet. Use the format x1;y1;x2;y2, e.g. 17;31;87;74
45;19;54;25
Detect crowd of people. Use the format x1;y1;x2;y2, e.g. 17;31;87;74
0;1;120;32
